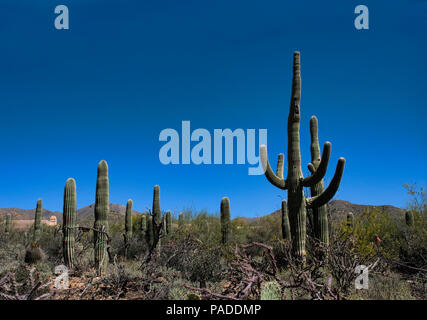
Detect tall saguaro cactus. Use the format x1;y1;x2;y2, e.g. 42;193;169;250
94;160;110;272
221;197;231;245
63;178;77;268
33;199;43;244
178;212;185;228
281;200;291;241
260;51;345;259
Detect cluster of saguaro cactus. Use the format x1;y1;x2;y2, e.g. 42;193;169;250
405;211;414;227
220;197;231;244
63;178;77;268
260;51;345;259
33;199;43;244
94;160;110;273
5;213;11;233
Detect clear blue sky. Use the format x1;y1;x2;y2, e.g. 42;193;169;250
0;0;425;218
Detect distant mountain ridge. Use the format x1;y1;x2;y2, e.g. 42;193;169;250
236;200;405;224
0;203;146;224
0;200;405;224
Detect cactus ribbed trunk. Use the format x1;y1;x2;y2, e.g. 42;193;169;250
281;200;291;241
94;160;109;273
309;116;329;247
221;197;231;245
33;199;43;244
63;178;76;268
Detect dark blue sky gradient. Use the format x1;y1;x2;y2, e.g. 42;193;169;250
0;0;426;217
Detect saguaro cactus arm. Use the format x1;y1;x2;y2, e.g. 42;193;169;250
260;146;288;190
276;154;284;179
302;142;331;187
306;157;345;208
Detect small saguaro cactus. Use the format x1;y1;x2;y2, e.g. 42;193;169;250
140;213;147;236
405;211;414;227
220;197;231;245
260;281;282;300
5;213;11;233
125;199;133;239
63;178;77;269
146;215;154;248
260;52;345;259
178;212;185;228
165;210;172;235
94;160;110;273
347;212;354;228
33;199;43;244
124;199;133;257
281;200;291;241
151;185;162;252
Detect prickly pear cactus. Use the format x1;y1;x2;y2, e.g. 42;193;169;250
260;281;281;300
63;178;77;268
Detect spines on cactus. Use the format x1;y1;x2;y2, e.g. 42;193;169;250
94;160;110;273
260;51;345;259
63;178;77;269
220;197;231;245
33;199;43;244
